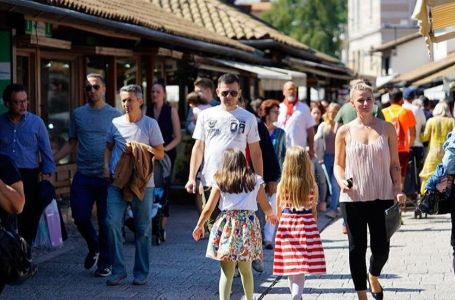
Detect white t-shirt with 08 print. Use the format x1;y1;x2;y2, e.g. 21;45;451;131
193;105;260;186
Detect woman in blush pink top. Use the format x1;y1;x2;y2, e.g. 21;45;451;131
334;80;406;300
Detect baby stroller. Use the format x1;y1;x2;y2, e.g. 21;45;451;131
151;154;171;246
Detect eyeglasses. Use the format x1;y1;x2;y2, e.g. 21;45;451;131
270;109;279;114
11;99;28;105
220;90;239;97
85;84;101;92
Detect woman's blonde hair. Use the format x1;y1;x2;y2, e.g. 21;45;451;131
277;146;314;209
432;101;452;117
213;148;256;194
323;102;341;126
349;79;373;99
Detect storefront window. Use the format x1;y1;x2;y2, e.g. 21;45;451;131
41;59;72;159
86;56;107;80
16;56;29;91
16;55;36;112
115;58;137;110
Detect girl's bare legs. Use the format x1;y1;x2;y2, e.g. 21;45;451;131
288;274;305;300
237;261;254;300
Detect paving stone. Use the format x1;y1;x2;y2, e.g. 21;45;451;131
1;206;453;299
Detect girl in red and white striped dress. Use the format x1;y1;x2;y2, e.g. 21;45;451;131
273;146;326;299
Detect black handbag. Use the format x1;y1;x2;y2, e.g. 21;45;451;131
419;190;451;215
0;224;31;284
385;203;401;240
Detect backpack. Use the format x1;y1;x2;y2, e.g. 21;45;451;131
0;224;31;284
389;108;406;149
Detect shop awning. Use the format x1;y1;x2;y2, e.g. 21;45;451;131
262;66;307;87
284;57;353;81
390;51;455;86
413;64;455;86
424;84;447;100
211;59;301;90
412;0;455;57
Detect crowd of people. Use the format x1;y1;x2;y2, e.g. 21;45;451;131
0;73;454;300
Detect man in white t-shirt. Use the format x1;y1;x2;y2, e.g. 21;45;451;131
403;87;427;194
185;73;263;197
276;81;315;158
104;84;164;286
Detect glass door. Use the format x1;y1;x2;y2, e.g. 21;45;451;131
41;59;72;157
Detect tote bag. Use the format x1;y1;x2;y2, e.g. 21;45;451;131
385;202;401;240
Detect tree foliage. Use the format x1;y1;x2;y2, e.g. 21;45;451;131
261;0;347;58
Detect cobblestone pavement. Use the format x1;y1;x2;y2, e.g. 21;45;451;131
1;204;453;300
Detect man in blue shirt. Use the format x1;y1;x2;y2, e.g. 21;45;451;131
54;73;121;277
0;83;55;260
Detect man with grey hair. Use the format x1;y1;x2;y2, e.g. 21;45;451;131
104;84;164;286
277;81;315;158
54;73;121;277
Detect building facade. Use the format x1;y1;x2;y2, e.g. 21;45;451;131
346;0;418;77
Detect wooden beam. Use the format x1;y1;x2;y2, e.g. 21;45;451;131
157;48;184;60
16;35;71;49
26;16;141;42
73;46;134;57
431;30;455;43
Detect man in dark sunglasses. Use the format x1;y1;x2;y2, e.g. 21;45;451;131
54;73;121;278
186;73;263;233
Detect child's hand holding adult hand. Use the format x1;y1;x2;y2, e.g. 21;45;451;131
266;214;278;226
192;226;204;241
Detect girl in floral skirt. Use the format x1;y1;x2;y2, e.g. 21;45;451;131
193;148;277;300
273;146;326;300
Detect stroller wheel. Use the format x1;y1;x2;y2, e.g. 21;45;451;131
414;208;422;219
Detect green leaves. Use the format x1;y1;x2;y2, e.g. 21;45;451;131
261;0;347;58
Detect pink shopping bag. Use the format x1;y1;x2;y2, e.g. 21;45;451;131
44;199;63;248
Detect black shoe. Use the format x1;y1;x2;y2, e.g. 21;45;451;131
13;264;38;285
84;251;99;270
371;284;384;300
368;274;384;300
95;266;112;277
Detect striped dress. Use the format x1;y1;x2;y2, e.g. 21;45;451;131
273;196;326;275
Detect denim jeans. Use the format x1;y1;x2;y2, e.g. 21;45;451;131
106;186;154;280
70;172;111;269
324;153;340;212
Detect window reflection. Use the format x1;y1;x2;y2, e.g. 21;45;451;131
41;59;71;162
116;58;137;110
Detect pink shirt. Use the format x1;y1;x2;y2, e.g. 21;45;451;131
339;125;394;202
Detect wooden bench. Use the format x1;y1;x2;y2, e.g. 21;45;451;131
52;164;77;200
